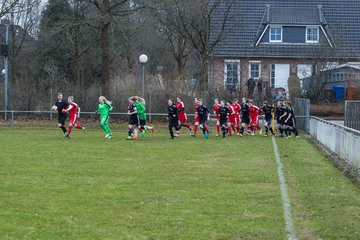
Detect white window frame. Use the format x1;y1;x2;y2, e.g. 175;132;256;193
269;26;283;42
249;61;261;79
306;26;319;43
224;60;240;91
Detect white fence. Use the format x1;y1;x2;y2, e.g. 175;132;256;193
309;116;360;174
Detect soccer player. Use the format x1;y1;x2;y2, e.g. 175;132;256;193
136;97;155;137
192;98;200;137
249;100;261;135
51;92;69;136
218;100;230;138
232;98;241;135
283;101;299;138
196;98;210;139
127;96;139;140
262;100;274;136
63;96;85;139
226;100;236;136
176;97;192;135
97;96;113;139
168;99;180;139
240;98;250;136
213;98;221;136
275;101;286;137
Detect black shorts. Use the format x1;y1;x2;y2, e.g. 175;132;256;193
129;116;139;125
169;118;179;128
241;115;250;124
139;119;146;126
199;117;207;125
58;114;67;125
284;118;296;127
265;118;272;125
220;118;228;127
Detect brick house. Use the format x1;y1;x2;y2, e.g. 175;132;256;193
208;0;360;97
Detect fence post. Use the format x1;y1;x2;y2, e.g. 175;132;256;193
11;111;14;128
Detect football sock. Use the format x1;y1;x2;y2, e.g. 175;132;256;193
203;125;209;133
194;125;198;135
216;125;220;134
75;124;83;129
128;128;132;136
185;123;191;130
68;126;73;135
240;126;244;135
270;127;274;135
60;126;67;133
169;125;174;138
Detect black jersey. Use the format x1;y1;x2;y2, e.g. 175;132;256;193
241;103;250;116
286;107;295;119
218;106;230;120
275;106;285;120
55;100;69;115
262;105;273;120
128;103;136;113
168;104;178;120
197;105;209;120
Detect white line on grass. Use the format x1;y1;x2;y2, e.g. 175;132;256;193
271;136;297;240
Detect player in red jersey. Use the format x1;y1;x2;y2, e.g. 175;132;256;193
212;98;221;136
232;98;241;135
248;100;262;135
226;100;236;136
176;97;192;135
192;98;200;137
64;96;85;139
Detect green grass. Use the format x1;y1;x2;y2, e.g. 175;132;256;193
0;128;359;239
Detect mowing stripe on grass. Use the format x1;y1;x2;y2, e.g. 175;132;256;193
271;136;296;240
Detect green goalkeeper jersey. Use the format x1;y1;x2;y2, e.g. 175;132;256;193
136;101;146;120
98;103;113;116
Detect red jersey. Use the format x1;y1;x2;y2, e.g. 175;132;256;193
213;104;220;117
249;105;260;118
232;103;240;115
176;101;186;114
66;102;79;116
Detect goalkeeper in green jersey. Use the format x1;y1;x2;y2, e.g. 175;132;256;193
97;96;113;139
135;97;155;137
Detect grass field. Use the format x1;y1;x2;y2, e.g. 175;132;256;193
0;127;359;239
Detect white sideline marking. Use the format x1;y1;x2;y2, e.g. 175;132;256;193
271;136;296;240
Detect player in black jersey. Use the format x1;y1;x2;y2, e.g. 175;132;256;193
196;99;210;139
168;99;180;139
127;97;139;140
240;98;250;136
262;101;274;136
275;101;286;137
51;93;69;136
283;101;299;138
218;100;230;138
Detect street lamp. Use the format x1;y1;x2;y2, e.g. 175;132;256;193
139;54;148;97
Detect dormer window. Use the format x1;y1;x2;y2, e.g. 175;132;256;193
306;27;319;43
269;27;282;42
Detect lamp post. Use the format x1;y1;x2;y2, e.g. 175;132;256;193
139;54;148;97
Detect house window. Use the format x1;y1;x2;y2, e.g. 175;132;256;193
224;60;240;91
270;27;282;42
306;27;319;43
271;64;275;88
249;61;261;79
